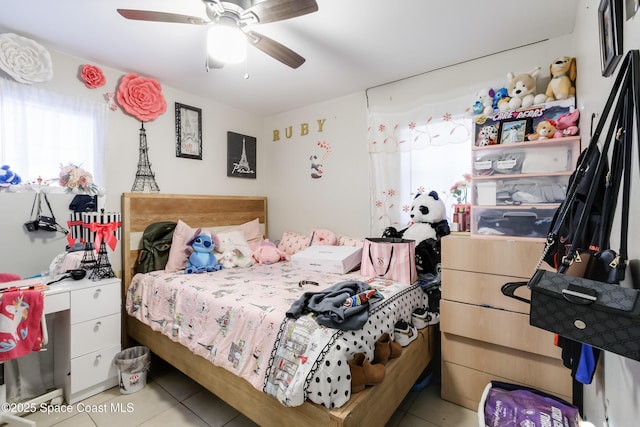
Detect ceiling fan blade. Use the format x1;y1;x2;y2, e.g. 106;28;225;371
241;0;318;24
117;9;209;25
246;30;305;69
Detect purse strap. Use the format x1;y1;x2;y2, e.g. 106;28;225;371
41;193;56;220
29;192;41;220
368;244;394;277
561;50;640;273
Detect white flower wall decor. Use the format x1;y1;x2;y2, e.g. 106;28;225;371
0;33;53;84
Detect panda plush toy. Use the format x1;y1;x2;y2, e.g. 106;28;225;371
383;191;450;274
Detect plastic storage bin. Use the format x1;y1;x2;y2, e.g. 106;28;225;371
472;207;557;239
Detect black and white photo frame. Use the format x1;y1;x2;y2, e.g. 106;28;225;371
175;102;202;160
227;131;256;179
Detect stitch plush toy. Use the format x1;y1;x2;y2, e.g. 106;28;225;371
185;229;223;274
0;165;22;187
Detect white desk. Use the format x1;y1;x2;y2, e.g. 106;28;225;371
2;276;121;404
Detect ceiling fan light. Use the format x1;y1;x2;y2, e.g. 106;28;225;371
207;25;246;64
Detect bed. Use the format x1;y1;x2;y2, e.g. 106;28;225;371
121;192;434;427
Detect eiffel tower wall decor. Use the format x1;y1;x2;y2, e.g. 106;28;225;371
176;103;203;160
227;131;256;179
132;123;160;192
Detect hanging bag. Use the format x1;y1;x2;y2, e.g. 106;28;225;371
24;192;68;234
502;50;640;361
360;237;417;285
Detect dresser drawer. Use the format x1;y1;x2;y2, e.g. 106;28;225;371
70;281;121;324
70;313;121;358
441;333;570;398
440;299;560;358
70;344;121;393
442;269;531;314
442;235;544;276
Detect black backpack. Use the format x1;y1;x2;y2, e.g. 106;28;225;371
135;221;177;274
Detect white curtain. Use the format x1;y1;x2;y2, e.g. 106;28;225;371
0;78;107;185
367;96;472;236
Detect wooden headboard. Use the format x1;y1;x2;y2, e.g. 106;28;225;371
121;193;267;290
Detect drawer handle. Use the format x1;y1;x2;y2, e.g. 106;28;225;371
94;354;102;365
94;321;102;331
94;289;102;298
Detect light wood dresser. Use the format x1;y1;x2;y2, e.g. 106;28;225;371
440;234;572;411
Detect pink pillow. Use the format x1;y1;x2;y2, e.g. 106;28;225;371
277;231;310;256
230;218;263;251
165;220;199;273
310;229;337;246
337;235;364;247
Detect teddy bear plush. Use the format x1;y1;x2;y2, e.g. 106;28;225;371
383;191;450;274
0;164;22;187
472;88;495;115
185;229;224;274
553;110;580;138
545;56;577;101
527;119;557;141
505;67;548;110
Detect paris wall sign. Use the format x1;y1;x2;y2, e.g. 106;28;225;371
227;131;256;179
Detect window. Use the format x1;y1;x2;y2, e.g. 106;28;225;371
0;78;107;187
368;104;472;236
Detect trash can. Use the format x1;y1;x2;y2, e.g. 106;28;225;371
114;346;150;394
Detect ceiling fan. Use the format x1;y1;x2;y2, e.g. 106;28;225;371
117;0;318;69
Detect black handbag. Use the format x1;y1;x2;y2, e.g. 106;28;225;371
503;50;640;362
504;270;640;361
24;192;69;234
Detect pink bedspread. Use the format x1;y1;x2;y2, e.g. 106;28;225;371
126;262;428;408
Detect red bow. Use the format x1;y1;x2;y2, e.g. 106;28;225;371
66;219;85;247
88;222;121;252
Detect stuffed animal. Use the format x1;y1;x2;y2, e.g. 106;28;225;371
545;56;577;101
252;240;289;265
402;191;450;244
472;88;495;115
220;248;253;268
477;125;498;146
185;229;223;274
492;87;510;111
0;165;22;187
383;191;450;274
506;68;548;110
527;119;557;141
553;109;580;138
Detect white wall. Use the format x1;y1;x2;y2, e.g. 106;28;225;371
261;92;370;242
0;47;265;278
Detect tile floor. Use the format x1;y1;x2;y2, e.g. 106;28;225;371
17;356;478;427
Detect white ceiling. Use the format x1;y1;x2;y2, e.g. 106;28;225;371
0;0;579;116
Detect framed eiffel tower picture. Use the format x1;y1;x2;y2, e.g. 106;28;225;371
227;131;256;179
175;102;202;160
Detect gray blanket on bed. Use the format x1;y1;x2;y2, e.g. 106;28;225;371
286;280;378;330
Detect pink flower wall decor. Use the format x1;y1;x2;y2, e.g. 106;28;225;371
80;64;106;88
116;73;167;122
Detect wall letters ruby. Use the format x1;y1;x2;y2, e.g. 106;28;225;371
273;119;326;141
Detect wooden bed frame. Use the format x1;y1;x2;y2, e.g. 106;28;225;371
121;192;433;427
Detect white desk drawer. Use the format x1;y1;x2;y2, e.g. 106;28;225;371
70;344;121;393
70;281;121;324
44;291;70;314
70;313;121;358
